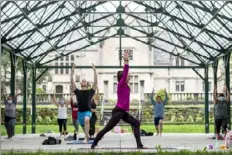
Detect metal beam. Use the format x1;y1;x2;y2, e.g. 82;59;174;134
2;1;52;24
31;66;36;134
36;65;205;69
40;33;117;65
22;60;28;134
10;53;16;97
181;1;231;21
178;2;227;56
16;1;68;49
19;14;114;52
204;67;209;133
127;25;211;61
192;68;204;81
212;60;218;134
134;1;231;41
35;68;49;82
224;53;231;130
13;2;60;55
4;1;107;43
32;25;113;61
125;34;202;65
127;13;220;52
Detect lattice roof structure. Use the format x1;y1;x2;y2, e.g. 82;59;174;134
1;1;232;66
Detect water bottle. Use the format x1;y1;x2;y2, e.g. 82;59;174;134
214;137;219;149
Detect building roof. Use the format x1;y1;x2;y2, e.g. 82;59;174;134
1;1;232;66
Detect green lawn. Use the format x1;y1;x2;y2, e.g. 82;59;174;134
1;124;215;136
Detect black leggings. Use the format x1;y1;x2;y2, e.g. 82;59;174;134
93;107;143;147
57;119;67;133
215;119;227;135
90;113;97;136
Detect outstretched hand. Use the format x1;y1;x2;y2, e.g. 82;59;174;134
123;51;129;60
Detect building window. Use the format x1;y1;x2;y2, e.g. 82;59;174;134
55;62;59;74
130;75;139;94
113;75;117;93
60;56;64;61
42;85;46;92
113;75;139;93
60;63;64;74
176;57;179;66
181;59;185;66
66;55;69;61
71;55;74;61
65;63;69;74
202;81;212;91
175;81;185;92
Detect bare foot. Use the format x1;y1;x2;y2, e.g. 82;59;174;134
156;133;159;136
160;134;162;137
83;138;88;144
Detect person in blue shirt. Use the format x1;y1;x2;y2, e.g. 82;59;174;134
150;88;168;136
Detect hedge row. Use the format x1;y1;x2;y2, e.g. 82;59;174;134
1;106;231;125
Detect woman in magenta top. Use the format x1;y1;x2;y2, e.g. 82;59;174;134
91;51;145;149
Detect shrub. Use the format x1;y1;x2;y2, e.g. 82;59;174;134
36;88;46;93
153;89;171;104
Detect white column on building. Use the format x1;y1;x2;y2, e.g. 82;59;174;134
139;80;145;121
140;80;145;103
103;80;109;104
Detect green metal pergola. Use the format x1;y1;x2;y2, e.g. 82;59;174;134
1;1;232;134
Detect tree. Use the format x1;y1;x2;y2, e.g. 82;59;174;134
1;50;50;98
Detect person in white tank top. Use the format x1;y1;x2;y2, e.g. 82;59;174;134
52;94;69;137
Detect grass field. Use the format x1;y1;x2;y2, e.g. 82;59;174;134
1;124;215;135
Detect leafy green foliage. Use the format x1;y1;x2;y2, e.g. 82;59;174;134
153;89;171;104
36;88;46;93
0;50;50;97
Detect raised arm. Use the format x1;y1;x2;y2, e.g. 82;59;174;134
213;84;217;104
92;63;98;91
224;85;230;103
13;88;20;104
70;64;77;92
52;93;59;107
94;86;100;105
163;88;168;105
150;88;156;106
118;51;129;86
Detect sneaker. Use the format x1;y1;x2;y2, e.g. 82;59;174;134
74;133;77;140
91;144;97;149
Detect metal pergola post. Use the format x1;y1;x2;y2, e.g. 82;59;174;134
22;60;28;134
212;60;218;134
10;53;16;96
223;53;231;130
204;67;209;133
31;66;36;134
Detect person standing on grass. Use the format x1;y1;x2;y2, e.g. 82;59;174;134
70;94;79;140
150;88;168;136
4;89;20;139
213;84;229;139
71;63;97;143
52;94;69;137
91;51;146;149
89;86;100;138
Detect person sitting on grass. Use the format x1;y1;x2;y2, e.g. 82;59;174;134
150;88;168;136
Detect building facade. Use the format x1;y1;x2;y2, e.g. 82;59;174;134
41;29;222;101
